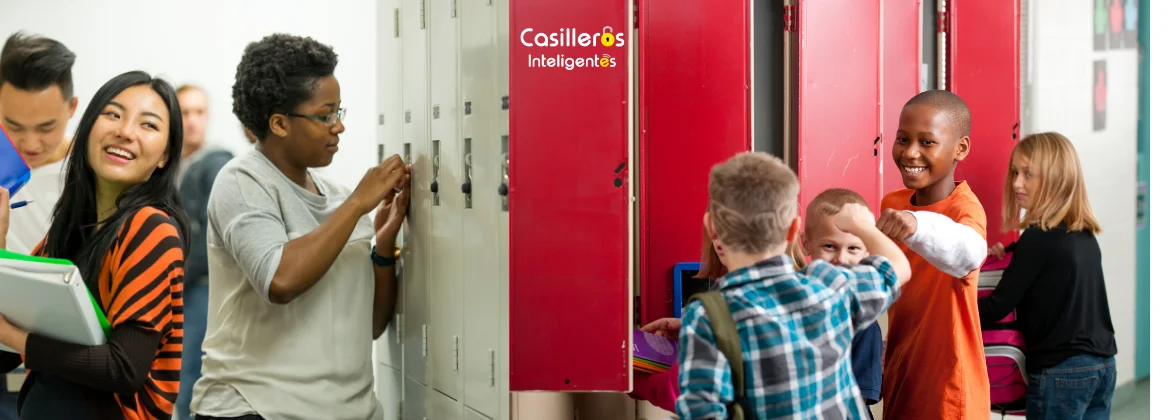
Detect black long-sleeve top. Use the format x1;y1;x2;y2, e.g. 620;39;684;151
977;224;1117;371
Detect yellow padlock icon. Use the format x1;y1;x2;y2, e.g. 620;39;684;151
600;26;616;47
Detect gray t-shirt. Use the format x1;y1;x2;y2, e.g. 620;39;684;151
190;148;381;420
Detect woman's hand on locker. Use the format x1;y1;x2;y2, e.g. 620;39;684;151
351;155;408;214
374;167;411;254
641;317;682;341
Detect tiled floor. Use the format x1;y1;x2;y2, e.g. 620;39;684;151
1111;377;1151;420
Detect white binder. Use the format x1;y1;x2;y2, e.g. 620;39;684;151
0;250;111;353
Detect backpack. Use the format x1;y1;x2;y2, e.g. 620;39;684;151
689;291;757;420
978;280;1028;416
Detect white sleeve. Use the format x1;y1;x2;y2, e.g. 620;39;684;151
902;210;987;278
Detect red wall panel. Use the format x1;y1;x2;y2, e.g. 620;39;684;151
797;0;883;214
638;0;751;327
882;0;922;198
947;0;1020;247
509;0;631;391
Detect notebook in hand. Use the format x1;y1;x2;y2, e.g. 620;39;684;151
0;126;31;196
0;250;111;353
633;329;677;374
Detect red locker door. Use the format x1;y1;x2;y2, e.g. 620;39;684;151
638;0;751;327
797;0;882;214
509;0;632;391
882;0;922;197
947;0;1020;247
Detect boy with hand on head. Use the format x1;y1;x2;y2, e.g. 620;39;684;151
675;152;911;420
878;90;991;419
801;188;887;420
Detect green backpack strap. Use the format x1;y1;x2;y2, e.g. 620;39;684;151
690;291;754;420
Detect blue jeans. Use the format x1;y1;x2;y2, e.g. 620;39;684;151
176;279;209;420
1026;354;1116;420
0;382;16;420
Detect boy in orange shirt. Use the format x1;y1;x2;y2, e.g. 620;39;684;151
876;90;991;419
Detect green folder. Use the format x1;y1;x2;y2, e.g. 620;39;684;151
0;249;113;341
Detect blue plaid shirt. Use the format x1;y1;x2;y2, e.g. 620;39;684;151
676;255;899;419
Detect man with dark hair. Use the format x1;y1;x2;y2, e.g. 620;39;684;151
0;31;78;420
173;83;235;420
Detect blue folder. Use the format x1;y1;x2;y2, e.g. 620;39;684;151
0;126;31;196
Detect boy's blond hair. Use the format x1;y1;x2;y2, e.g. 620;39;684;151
707;152;800;255
807;188;870;224
1003;132;1102;234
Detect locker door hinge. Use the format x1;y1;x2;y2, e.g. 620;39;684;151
422;324;428;358
489;350;496;387
453;336;460;371
782;5;797;32
451;0;457;17
420;0;426;29
395;314;402;344
398;403;404;420
872;136;880;157
633;0;639;29
394;8;400;37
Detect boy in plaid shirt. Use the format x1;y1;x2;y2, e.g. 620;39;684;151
676;152;912;419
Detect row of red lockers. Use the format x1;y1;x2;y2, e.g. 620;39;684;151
508;0;1019;392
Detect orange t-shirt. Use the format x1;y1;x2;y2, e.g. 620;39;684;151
880;181;991;419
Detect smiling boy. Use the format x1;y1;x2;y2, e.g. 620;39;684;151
877;90;991;419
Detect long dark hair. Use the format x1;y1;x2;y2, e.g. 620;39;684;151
42;71;189;288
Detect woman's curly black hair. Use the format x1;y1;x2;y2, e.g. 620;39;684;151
232;33;338;141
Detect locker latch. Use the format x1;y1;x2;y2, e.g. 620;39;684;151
463;138;473;209
453;336;460;371
501;95;509;110
422;324;428;358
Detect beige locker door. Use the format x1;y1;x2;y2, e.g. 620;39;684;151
375;363;403;420
375;0;406;372
459;0;502;415
493;0;511;413
405;378;428;420
465;406;493;420
428;388;463;420
427;0;465;402
402;0;432;387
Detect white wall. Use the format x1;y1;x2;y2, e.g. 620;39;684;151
1030;0;1139;385
0;0;378;188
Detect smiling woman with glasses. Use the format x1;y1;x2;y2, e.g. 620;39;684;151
189;34;410;420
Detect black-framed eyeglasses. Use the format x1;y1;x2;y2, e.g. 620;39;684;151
285;108;346;127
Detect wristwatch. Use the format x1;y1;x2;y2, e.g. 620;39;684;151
371;244;398;267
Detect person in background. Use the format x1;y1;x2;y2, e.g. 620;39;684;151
0;30;78;420
0;31;78;255
173;84;234;420
0;70;190;420
979;132;1117;420
190;34;409;420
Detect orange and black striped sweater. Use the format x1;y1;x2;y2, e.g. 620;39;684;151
0;207;185;420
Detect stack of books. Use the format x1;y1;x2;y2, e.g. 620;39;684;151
633;329;677;374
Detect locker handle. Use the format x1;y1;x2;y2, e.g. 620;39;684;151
461;182;471;194
498;183;508;196
430;181;438;193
